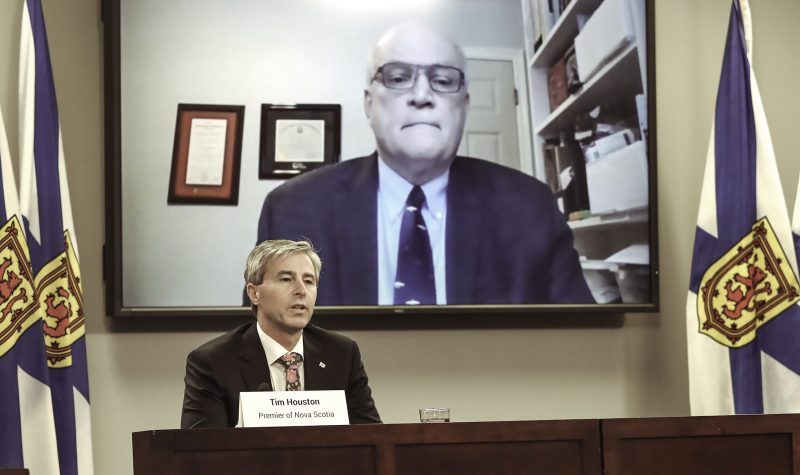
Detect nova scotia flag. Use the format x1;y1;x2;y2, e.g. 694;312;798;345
0;104;60;473
17;0;94;473
686;0;800;415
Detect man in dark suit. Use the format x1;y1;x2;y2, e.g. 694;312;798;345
182;240;380;428
256;22;594;306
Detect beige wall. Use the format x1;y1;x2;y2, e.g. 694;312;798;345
1;0;800;473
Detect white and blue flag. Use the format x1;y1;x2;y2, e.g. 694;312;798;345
17;0;94;473
0;102;61;473
687;0;800;415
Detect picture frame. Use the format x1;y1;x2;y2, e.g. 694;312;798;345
167;104;244;205
258;104;341;179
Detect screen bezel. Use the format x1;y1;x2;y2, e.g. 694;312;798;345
102;0;659;324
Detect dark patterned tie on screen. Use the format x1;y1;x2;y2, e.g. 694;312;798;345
278;352;302;391
394;186;436;305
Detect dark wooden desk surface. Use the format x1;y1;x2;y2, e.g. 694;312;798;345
134;419;600;475
133;414;800;475
603;413;800;475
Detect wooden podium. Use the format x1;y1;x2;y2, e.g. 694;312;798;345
133;414;800;475
133;419;600;475
602;414;800;475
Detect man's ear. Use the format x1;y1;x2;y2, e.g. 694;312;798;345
363;89;372;119
246;283;259;306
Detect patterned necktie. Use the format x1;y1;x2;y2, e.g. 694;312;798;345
394;185;436;305
277;352;302;391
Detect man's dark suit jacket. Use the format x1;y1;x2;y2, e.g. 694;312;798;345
257;153;594;306
181;321;381;428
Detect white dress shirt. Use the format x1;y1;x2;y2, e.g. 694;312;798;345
377;157;448;305
255;322;305;391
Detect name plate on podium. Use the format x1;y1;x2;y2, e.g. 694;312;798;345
238;390;349;427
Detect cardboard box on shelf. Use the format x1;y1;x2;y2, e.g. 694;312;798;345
586;140;648;215
573;0;635;82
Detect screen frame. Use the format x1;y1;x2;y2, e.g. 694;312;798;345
102;0;659;323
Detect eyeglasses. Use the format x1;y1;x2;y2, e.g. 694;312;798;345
372;62;465;93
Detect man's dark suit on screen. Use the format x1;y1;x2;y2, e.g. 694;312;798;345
256;154;595;306
181;321;381;428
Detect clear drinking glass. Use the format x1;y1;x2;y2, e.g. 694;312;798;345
419;408;450;423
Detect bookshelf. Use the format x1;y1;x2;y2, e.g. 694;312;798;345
521;0;651;304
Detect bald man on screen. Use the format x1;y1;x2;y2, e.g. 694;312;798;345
255;22;594;307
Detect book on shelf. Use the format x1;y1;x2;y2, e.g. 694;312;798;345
543;138;590;216
538;0;555;40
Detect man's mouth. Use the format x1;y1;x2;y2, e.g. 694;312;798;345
289;304;307;311
402;122;440;130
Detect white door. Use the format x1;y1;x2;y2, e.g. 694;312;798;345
458;58;520;171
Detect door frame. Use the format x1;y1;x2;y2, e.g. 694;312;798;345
462;47;534;176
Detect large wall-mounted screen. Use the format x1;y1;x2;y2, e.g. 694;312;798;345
104;0;657;321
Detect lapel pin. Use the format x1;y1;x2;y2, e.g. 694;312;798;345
319;362;326;368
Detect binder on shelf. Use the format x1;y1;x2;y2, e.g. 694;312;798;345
611;264;649;303
543;144;560;195
635;93;648;141
550;0;563;22
546;138;590;217
606;244;650;303
527;0;542;52
539;0;555;40
564;45;581;93
547;55;569;112
574;0;636;82
580;260;622;304
585;140;648;215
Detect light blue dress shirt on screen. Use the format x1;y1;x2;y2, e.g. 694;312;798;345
377;157;448;305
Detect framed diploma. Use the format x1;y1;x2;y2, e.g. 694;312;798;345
258;104;341;179
168;104;244;205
